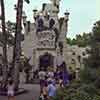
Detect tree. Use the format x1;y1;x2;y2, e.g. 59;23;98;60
53;21;100;100
66;33;91;47
13;0;30;90
81;21;100;90
87;21;100;68
0;21;25;46
66;38;77;45
0;0;8;89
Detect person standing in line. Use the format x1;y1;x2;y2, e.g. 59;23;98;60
47;67;54;76
7;80;15;100
62;62;69;86
57;67;64;87
42;82;48;100
38;68;46;93
47;67;54;83
68;67;75;82
47;80;56;100
39;76;48;100
54;67;60;84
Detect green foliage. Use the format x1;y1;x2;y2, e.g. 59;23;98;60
87;21;100;68
66;32;91;47
53;82;100;100
53;81;100;100
0;21;25;46
67;38;77;45
54;21;100;100
80;67;100;84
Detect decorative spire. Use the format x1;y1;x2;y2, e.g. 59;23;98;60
22;11;27;26
50;0;61;15
50;0;61;6
64;10;70;21
33;9;38;13
33;8;38;20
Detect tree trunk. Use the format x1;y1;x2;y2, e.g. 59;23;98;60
13;0;23;90
0;0;8;89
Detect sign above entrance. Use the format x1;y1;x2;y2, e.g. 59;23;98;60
36;30;56;49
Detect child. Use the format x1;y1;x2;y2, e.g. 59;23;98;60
47;80;56;100
7;80;15;100
59;76;64;88
38;68;46;93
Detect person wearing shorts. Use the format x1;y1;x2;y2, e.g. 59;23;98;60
7;80;15;100
47;80;56;100
38;68;46;93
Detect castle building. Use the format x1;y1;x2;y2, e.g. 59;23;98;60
22;0;69;71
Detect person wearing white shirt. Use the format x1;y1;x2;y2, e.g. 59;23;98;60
7;80;15;100
38;68;46;93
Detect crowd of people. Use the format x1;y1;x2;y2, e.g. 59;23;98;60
0;61;76;100
38;62;75;100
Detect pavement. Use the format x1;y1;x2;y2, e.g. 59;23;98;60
0;84;40;100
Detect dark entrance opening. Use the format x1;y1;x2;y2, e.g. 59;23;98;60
39;52;54;71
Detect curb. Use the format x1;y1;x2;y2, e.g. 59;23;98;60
0;88;28;96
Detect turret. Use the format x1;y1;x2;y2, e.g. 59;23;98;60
22;11;27;27
50;0;61;16
64;10;70;22
33;8;38;20
22;11;31;35
50;0;61;7
58;10;70;55
64;10;70;33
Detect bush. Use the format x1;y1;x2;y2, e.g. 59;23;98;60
53;21;100;100
53;81;100;100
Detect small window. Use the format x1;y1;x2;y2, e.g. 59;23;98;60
77;55;81;62
38;18;44;28
49;18;55;28
72;52;75;55
27;21;30;32
71;59;75;64
82;52;85;56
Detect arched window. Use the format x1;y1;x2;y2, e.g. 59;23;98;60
49;18;55;28
77;55;81;62
71;59;75;64
82;52;86;56
72;52;75;55
37;18;44;32
27;21;30;32
38;18;44;28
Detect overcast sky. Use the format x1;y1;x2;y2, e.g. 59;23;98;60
1;0;100;38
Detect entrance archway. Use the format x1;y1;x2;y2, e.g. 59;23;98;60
39;52;54;71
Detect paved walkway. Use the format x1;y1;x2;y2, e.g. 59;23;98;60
0;84;40;100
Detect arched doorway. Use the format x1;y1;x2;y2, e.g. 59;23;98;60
39;52;54;71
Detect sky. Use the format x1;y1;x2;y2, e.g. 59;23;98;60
1;0;100;38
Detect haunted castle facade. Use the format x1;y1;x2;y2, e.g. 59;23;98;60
22;0;69;70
